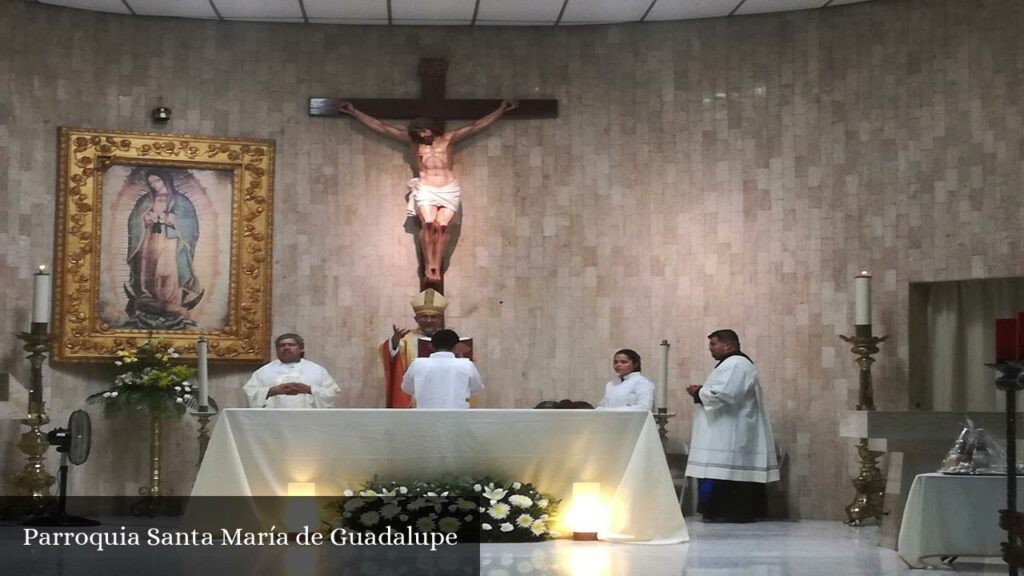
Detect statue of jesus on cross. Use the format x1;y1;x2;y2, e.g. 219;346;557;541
338;99;518;287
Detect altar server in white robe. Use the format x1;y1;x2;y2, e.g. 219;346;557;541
402;329;483;409
243;333;340;409
685;329;778;522
596;349;655;411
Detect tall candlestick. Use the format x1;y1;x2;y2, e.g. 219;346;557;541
32;265;51;324
197;337;209;409
854;271;871;326
657;340;670;410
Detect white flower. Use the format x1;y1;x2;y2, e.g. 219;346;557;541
399;486;408;494
110;391;119;397
483;487;508;501
426;492;437;497
103;392;112;398
168;348;177;354
478;507;486;513
343;498;365;511
438;517;461;533
530;520;547;536
114;361;123;366
358;489;378;497
508;495;533;508
537;499;548;508
488;503;511;520
473;484;482;492
500;523;514;532
415;517;436;533
464;515;474;522
408;498;428;510
441;491;449;497
174;386;181;392
482;523;493;531
515;514;534;528
183;394;192;400
398;514;408;521
359;511;380;526
343;489;354;497
381;503;401;519
512;482;522;489
175;398;184;404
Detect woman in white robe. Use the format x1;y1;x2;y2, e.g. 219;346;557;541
596;349;655;411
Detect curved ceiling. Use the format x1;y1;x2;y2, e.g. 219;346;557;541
35;0;871;26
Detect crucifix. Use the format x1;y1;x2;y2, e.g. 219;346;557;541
310;58;558;294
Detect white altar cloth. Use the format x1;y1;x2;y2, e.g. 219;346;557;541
898;472;1017;567
191;409;688;544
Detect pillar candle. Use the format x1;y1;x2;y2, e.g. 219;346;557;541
197;337;209;409
657;340;670;410
996;318;1019;362
1018;311;1024;362
854;271;872;326
32;265;51;324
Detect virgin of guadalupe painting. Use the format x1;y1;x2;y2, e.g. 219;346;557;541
123;168;205;329
52;126;274;363
99;165;232;331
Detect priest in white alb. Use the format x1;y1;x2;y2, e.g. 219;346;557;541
685;329;778;523
243;333;339;408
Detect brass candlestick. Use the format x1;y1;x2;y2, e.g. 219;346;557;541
14;322;55;498
653;408;676;447
189;405;218;468
839;324;888;526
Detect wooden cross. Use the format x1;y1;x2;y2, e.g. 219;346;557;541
309;58;558;121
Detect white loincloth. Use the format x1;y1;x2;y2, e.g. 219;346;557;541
406;178;461;217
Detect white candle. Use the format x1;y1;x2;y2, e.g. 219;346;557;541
197;337;209;409
657;340;670;410
32;265;51;324
854;271;872;326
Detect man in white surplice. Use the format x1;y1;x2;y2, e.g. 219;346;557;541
243;333;340;409
401;329;483;409
685;329;778;522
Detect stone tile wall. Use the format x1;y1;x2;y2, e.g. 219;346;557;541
0;0;1021;518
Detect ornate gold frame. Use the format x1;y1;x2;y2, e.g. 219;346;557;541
52;127;274;363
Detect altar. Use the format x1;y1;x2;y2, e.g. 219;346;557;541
191;409;688;544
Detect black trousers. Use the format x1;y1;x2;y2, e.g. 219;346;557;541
696;479;767;522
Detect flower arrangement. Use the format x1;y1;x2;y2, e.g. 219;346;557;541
327;477;560;543
86;338;201;418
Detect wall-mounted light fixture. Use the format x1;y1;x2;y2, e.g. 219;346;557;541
151;97;171;123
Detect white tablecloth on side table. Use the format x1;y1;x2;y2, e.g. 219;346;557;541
191;408;688;544
898;472;1017;568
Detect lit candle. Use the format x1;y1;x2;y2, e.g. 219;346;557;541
32;265;51;324
854;271;871;326
657;340;670;410
197;336;209;409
